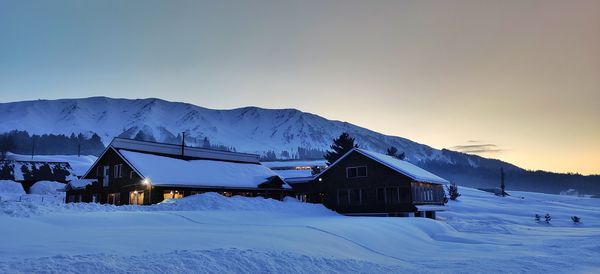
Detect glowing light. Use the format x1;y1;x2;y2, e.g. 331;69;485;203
142;178;151;185
318;178;323;182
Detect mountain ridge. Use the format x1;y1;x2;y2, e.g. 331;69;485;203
0;97;598;194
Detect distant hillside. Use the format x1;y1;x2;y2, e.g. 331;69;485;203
0;97;598;195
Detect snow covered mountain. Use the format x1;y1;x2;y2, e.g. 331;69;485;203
0;97;452;162
1;97;598;194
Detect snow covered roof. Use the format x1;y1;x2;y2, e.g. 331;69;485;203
415;205;448;211
261;160;327;169
355;149;449;184
0;160;77;182
111;138;260;164
67;179;96;189
119;150;290;189
271;169;313;179
317;148;449;185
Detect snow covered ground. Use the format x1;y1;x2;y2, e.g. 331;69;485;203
0;188;598;273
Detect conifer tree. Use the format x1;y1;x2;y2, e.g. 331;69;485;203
324;132;358;165
386;146;398;157
446;183;461;200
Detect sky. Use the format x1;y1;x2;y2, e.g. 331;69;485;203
0;0;599;175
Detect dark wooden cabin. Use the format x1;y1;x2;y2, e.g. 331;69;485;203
66;138;291;205
290;148;448;218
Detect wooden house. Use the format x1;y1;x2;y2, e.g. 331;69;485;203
289;148;448;218
66;138;291;205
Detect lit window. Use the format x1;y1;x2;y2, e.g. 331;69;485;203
163;190;183;200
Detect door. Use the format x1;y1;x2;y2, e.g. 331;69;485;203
102;166;110;187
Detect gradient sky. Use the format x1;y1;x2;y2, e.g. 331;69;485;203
1;0;599;174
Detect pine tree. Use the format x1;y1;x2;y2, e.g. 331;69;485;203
397;152;406;160
202;137;211;148
323;133;358;165
386;146;406;160
386;146;398;157
445;183;461;200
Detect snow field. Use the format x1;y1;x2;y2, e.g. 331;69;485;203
0;187;598;273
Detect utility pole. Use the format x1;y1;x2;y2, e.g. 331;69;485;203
181;131;185;157
500;167;505;197
31;135;35;160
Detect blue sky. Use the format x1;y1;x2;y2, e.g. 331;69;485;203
1;0;599;174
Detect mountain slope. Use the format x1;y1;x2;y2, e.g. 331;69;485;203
0;97;597;194
0;97;451;162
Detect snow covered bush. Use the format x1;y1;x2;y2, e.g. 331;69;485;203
535;214;541;222
571;216;581;224
446;183;461;200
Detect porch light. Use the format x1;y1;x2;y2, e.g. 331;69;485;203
318;178;323;182
142;178;151;185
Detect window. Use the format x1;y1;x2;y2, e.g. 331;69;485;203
337;189;349;206
163;190;183;200
113;164;123;178
108;193;121;205
349;189;362;205
411;182;443;204
346;166;367;178
97;166;102;177
102;166;110;187
130;171;135;179
338;189;363;206
376;188;386;203
129;191;144;205
386;187;400;204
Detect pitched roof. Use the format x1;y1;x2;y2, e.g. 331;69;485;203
119;149;290;189
355;149;449;184
110;137;260;164
317;148;449;185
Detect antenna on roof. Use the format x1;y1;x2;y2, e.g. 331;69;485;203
181;131;185;157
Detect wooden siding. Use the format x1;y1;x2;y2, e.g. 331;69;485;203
310;150;445;214
71;147;292;205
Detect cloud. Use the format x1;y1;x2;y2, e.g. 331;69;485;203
450;142;503;154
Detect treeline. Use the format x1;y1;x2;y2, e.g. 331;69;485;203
0;130;105;157
260;147;326;161
419;161;600;195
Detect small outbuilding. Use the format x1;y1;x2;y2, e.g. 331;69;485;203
66;138;291;205
289;148;448;218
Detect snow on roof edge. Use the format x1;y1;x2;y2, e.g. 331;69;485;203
356;149;449;184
